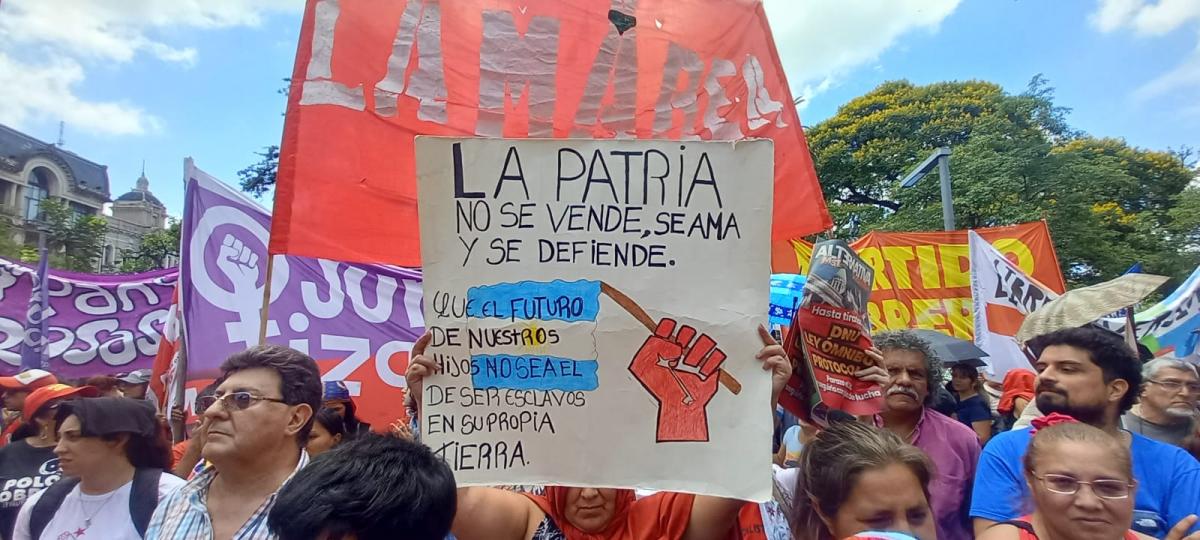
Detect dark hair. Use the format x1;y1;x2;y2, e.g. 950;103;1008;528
10;422;36;442
950;363;991;409
792;421;934;540
13;398;64;442
269;434;457;540
874;330;944;406
220;345;322;446
52;407;171;470
84;376;120;394
1028;327;1142;413
313;408;346;440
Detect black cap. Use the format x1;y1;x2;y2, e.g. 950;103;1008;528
58;396;158;438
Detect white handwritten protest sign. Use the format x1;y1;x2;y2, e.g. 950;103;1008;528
416;137;773;500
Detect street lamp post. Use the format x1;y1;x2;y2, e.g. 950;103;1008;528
900;147;955;231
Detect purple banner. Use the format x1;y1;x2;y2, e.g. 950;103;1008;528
0;259;177;378
181;161;424;427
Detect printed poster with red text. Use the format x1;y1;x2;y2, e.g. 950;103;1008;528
780;240;881;423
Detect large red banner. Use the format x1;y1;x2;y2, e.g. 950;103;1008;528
271;0;832;267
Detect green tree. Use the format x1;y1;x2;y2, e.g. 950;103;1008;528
118;219;181;273
807;77;1199;285
238;145;279;198
38;198;108;272
238;79;289;198
0;219;20;260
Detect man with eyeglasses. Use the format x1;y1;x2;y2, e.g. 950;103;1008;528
970;327;1200;539
1124;358;1200;449
146;345;322;540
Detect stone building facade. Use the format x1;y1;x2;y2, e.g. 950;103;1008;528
0;123;171;271
104;172;169;270
0;123;110;245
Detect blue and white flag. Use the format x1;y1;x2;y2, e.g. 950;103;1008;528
769;273;807;327
465;279;601;392
18;250;51;371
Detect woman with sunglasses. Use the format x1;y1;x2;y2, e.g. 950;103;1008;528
0;384;97;539
979;414;1200;540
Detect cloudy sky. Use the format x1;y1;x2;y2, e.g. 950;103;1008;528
1;0;1196;217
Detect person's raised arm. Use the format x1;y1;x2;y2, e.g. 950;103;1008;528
774;437;788;466
172;416;209;479
1013;397;1030;418
452;487;545;540
683;325;791;540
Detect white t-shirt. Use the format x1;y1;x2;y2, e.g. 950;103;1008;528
774;465;799;509
12;472;185;540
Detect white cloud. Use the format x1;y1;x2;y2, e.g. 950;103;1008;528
1133;43;1200;102
1091;0;1200;105
1090;0;1144;32
0;0;300;136
0;53;160;136
764;0;961;110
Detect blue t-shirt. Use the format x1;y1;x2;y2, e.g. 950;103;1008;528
954;394;992;426
970;428;1200;538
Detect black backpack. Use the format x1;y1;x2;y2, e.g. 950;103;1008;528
29;468;162;539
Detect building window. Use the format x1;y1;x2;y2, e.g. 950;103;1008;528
24;168;54;222
69;201;92;220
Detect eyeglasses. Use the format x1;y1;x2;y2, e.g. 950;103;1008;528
1034;473;1133;500
1147;379;1200;394
197;392;288;412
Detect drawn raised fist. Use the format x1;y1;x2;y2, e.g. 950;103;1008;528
629;318;727;442
216;234;260;294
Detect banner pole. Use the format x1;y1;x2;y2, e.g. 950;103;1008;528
1124;307;1139;355
171;324;189;444
258;255;275;345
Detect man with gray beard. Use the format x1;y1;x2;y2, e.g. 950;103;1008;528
868;330;981;540
1124;358;1199;449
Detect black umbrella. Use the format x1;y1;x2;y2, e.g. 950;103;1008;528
910;329;988;365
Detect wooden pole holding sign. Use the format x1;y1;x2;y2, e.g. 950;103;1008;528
257;255;275;345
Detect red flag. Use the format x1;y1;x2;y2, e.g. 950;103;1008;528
271;0;831;266
149;285;181;413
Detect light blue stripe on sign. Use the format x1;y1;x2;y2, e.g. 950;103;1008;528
466;280;601;322
471;354;599;391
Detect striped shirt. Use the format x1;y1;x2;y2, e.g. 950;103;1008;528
145;451;309;540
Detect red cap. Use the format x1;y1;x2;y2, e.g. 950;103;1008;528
0;370;58;391
23;384;99;421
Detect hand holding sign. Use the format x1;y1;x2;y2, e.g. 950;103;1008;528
405;332;435;408
755;325;792;403
415;138;774;500
630;318;727;442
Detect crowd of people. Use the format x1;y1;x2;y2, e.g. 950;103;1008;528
0;323;1194;539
